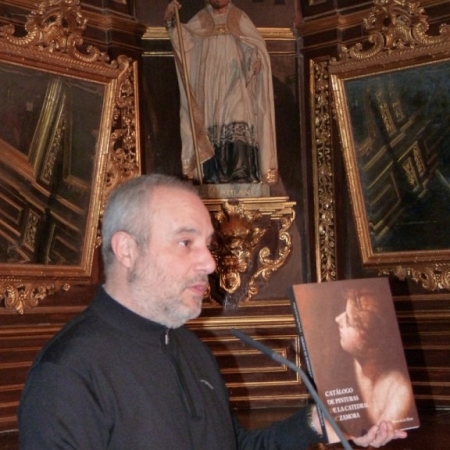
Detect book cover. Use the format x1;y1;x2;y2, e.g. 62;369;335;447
289;277;420;443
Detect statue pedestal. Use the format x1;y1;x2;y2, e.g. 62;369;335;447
197;183;270;199
201;192;296;306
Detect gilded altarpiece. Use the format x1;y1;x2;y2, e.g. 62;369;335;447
312;0;450;289
310;0;450;409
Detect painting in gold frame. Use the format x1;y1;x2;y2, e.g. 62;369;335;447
327;0;450;288
0;0;141;313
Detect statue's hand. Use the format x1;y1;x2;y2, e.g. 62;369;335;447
253;59;262;75
164;0;181;22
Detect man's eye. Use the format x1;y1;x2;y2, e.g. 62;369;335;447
180;240;191;247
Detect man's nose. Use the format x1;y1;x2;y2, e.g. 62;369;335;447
197;246;216;275
205;249;217;274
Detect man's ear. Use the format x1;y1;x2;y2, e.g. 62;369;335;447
110;231;136;269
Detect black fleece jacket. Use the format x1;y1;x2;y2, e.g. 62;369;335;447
18;287;322;449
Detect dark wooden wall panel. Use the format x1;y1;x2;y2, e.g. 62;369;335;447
190;304;309;409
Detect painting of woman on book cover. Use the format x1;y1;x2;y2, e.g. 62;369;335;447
289;277;420;442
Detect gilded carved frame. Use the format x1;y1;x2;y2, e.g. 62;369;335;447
313;0;450;290
0;0;141;313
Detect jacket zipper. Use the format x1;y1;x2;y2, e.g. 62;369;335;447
161;329;199;420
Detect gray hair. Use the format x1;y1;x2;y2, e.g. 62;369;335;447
101;174;198;271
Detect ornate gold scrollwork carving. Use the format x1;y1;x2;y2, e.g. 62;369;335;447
1;281;70;314
104;54;141;200
336;0;450;61
312;60;337;282
210;201;268;295
0;0;111;64
246;213;294;301
204;197;296;306
379;265;450;291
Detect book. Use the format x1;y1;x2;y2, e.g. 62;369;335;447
288;277;420;443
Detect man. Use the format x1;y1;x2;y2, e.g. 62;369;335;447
165;0;279;185
18;174;406;448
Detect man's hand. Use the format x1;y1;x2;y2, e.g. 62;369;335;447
321;406;408;448
164;0;181;22
352;421;407;447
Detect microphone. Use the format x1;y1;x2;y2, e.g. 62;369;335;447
231;328;353;450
